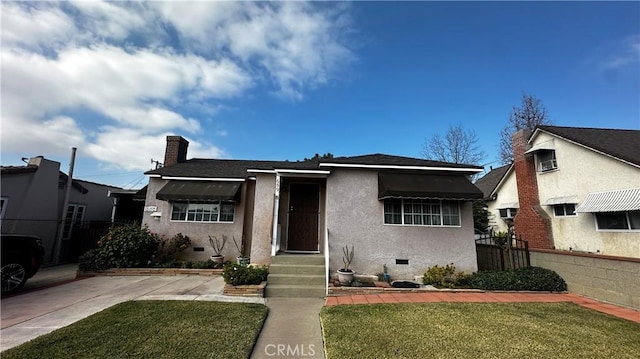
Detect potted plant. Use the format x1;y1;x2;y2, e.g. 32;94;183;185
232;236;250;267
337;245;355;284
208;234;226;265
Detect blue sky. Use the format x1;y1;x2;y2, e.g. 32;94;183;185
2;1;638;188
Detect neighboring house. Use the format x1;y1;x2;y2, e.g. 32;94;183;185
477;125;640;258
143;136;484;278
474;164;514;233
108;186;146;223
1;156;120;263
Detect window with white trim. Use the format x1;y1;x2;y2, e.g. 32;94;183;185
171;201;235;223
63;204;86;239
595;211;640;230
0;197;7;219
499;208;517;219
553;204;576;217
384;199;460;226
537;150;557;172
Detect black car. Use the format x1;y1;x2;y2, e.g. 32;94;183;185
1;234;45;294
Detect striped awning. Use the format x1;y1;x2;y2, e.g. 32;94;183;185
544;196;578;206
576;188;640;213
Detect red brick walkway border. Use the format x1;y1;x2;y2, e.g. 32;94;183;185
325;292;640;323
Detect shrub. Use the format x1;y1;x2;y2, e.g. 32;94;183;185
222;262;268;286
423;263;466;288
156;233;191;263
465;267;567;292
78;248;109;272
79;224;160;270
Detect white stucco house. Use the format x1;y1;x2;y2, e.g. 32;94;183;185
476;125;640;258
142;136;484;282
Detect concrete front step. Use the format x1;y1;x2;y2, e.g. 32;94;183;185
268;274;325;286
265;284;325;298
268;264;325;275
271;254;325;266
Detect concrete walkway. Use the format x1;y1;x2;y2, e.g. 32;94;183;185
251;298;325;359
325;292;640;323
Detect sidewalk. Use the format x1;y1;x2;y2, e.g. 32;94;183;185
325;292;640;323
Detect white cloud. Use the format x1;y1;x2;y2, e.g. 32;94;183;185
602;34;640;69
0;1;355;172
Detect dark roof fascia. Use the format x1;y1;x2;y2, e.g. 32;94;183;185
532;125;640;167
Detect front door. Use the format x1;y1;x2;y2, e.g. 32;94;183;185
287;183;319;251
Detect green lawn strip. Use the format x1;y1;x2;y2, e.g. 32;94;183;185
320;302;640;359
3;301;268;359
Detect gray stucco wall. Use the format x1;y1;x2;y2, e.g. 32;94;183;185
325;169;477;280
531;250;640;310
142;177;248;261
1;158;60;264
249;174;276;265
68;180;119;222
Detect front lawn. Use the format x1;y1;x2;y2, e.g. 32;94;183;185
321;303;640;359
2;301;268;359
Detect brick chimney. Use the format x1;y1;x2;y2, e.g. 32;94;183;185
164;136;189;167
512;130;554;249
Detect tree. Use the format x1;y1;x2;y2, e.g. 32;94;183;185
499;93;552;164
422;124;485;165
304;153;334;161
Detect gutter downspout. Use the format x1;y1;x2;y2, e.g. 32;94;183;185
271;173;281;257
53;147;76;264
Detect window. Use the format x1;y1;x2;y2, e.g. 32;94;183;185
553;204;576;217
596;211;640;230
383;199;460;226
0;197;7;219
63;204;86;239
499;208;517;219
537;150;557;172
171;201;234;223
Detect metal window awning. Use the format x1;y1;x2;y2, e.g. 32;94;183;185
378;172;483;200
576;188;640;213
497;202;519;209
525;139;555;154
543;195;578;206
156;181;241;202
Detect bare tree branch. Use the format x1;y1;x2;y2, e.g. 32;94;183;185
499;92;552;164
422;124;485;165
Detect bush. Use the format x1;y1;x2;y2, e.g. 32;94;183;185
465;267;567;292
78;248;109;272
78;224;160;270
155;233;191;263
423;263;466;288
222;262;268;286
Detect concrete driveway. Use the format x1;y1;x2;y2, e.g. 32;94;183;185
1;266;263;351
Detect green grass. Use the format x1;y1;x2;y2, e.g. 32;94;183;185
2;301;268;359
321;303;640;359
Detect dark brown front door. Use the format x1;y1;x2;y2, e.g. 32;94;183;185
287;183;319;251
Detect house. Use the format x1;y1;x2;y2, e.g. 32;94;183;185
1;156;121;264
477;125;640;258
142;136;484;279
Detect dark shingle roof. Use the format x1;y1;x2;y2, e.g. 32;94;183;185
0;165;38;175
473;164;511;199
324;154;483;169
536;125;640;166
145;154;482;179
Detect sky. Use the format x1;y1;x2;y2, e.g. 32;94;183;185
1;1;638;189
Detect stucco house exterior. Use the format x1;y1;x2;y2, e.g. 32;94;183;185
476;125;640;258
1;156;121;263
142;136;484;279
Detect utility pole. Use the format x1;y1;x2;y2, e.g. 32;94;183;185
53;147;77;264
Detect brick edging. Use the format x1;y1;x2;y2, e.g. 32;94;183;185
223;281;267;297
